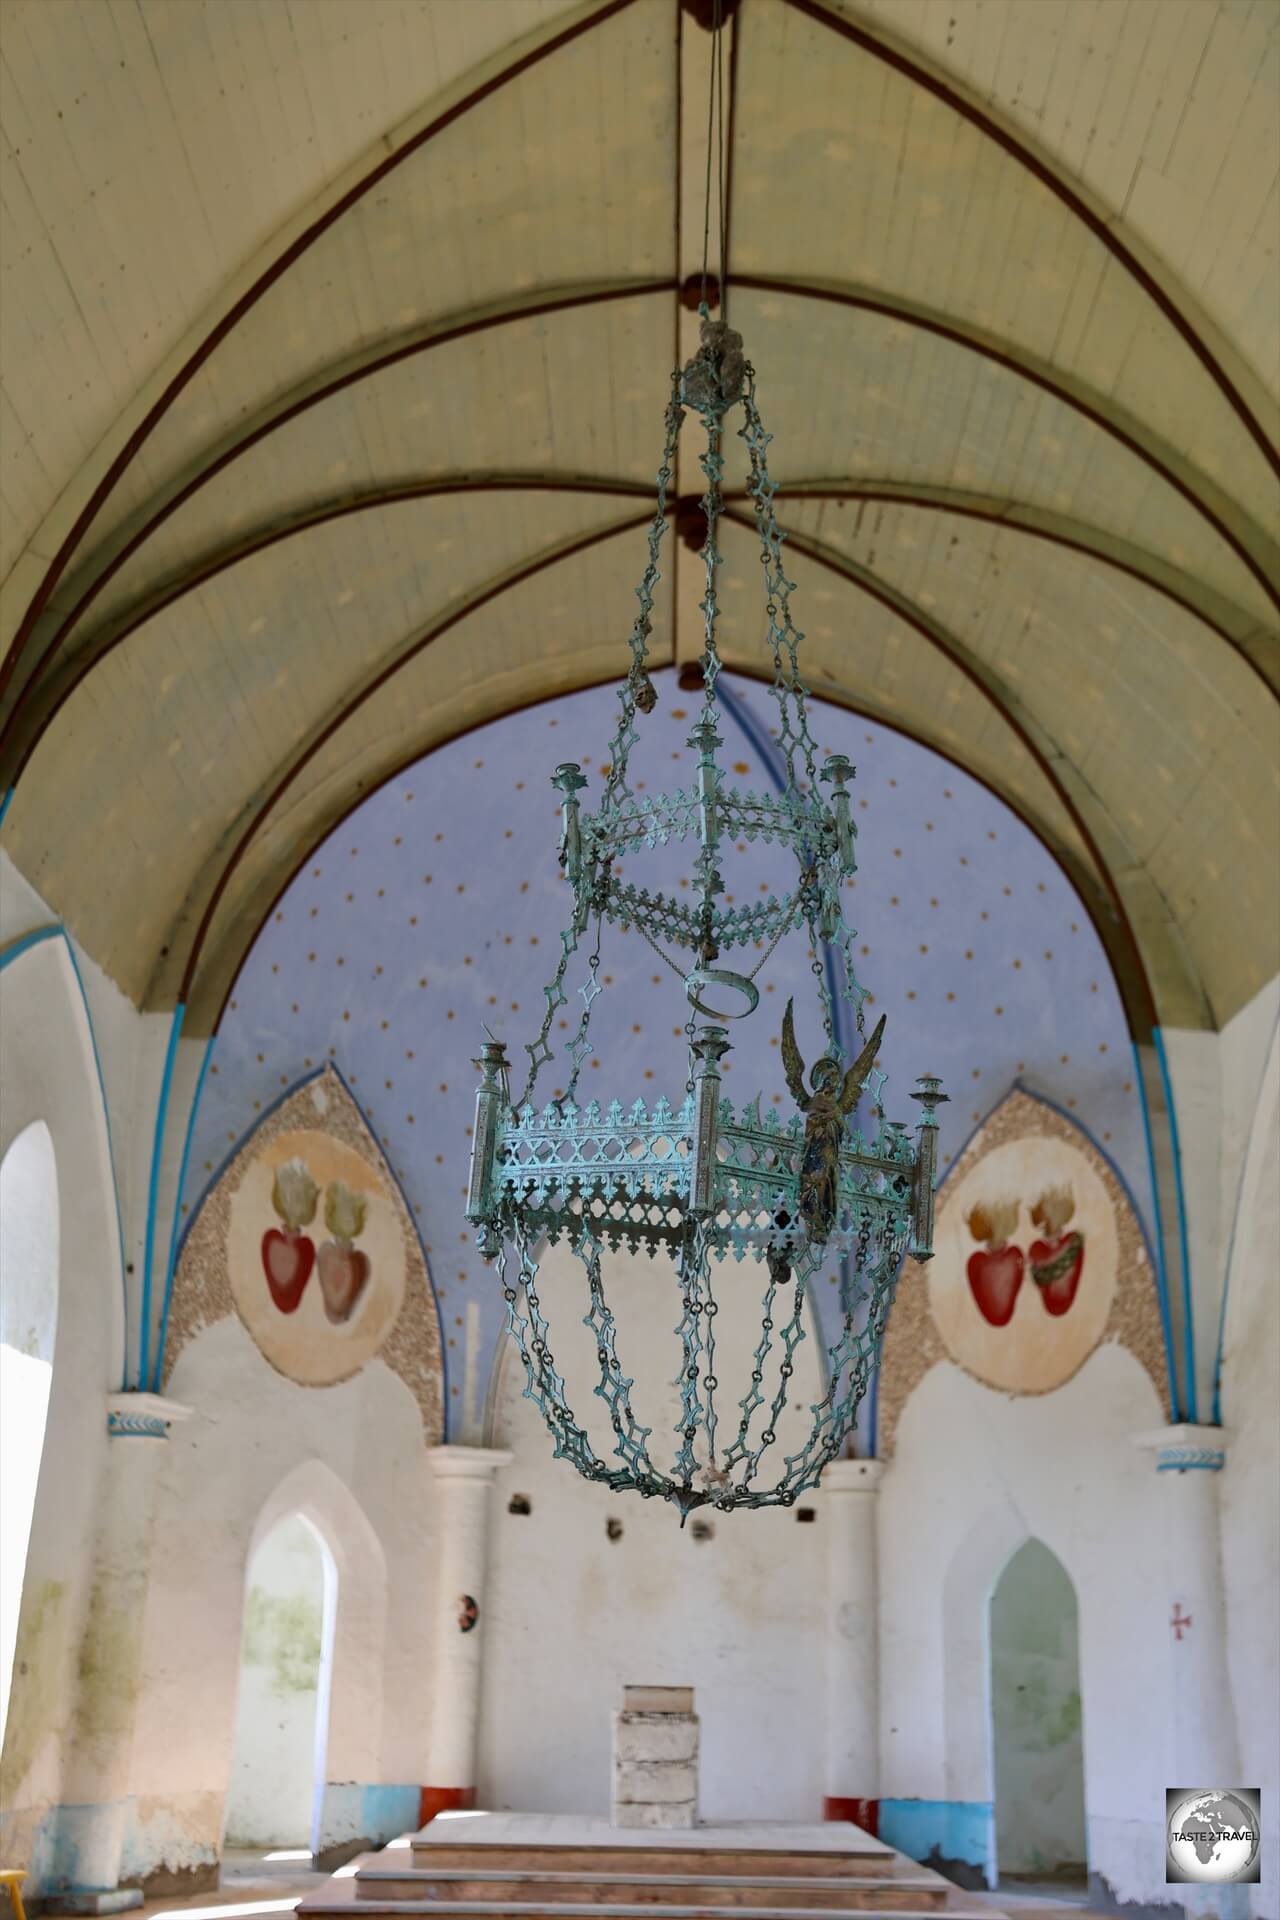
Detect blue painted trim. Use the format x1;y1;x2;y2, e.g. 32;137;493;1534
0;786;12;831
1;923;131;1389
171;1061;449;1423
1152;1026;1196;1424
63;940;133;1393
152;1033;216;1390
138;1004;185;1393
1212;1003;1280;1426
0;922;65;970
1131;1040;1180;1418
315;1782;422;1852
878;1798;995;1880
1016;1078;1158;1275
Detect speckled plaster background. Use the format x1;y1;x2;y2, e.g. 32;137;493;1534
178;669;1155;1439
168;1067;443;1441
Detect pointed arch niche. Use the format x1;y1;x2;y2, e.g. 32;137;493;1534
222;1458;389;1857
224;1509;335;1851
164;1065;443;1442
878;1086;1170;1457
874;1092;1174;1892
990;1539;1086;1884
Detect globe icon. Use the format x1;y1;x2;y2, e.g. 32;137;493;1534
1167;1791;1260;1883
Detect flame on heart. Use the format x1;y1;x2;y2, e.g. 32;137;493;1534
966;1196;1021;1249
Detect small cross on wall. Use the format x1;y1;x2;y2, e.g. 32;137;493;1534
1171;1604;1192;1640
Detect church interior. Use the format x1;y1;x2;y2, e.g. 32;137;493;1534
0;2;1276;1919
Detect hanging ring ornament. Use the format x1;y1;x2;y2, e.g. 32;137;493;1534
684;965;759;1021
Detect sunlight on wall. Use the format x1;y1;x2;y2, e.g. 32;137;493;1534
0;1119;59;1751
224;1512;335;1850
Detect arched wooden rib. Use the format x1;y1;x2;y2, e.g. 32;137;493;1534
782;0;1280;483
0;0;644;694
189;663;1153;1043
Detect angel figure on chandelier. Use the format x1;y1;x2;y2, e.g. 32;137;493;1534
782;999;887;1244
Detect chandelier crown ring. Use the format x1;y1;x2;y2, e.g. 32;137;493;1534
684;966;759;1020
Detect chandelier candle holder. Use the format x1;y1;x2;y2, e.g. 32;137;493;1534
467;314;949;1519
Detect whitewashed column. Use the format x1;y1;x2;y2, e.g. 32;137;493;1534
821;1457;884;1827
1132;1426;1239;1785
56;1394;190;1910
422;1445;512;1822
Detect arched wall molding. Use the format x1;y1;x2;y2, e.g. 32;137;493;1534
0;927;128;1386
247;1456;388;1603
0;934;127;1831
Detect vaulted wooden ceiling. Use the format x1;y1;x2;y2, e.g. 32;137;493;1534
1;0;1276;1036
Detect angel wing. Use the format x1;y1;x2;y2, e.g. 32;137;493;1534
780;997;810;1109
840;1014;887;1116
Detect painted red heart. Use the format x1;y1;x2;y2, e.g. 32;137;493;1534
967;1245;1025;1327
261;1228;315;1313
317;1241;371;1324
1030;1231;1085;1316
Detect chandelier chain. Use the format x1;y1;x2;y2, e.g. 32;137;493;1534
465;284;951;1519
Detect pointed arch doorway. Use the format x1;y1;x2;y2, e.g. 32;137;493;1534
224;1511;337;1854
990;1539;1087;1885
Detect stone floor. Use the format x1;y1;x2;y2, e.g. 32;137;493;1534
131;1848;336;1920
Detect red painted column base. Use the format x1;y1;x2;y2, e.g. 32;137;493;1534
823;1796;880;1836
418;1785;476;1825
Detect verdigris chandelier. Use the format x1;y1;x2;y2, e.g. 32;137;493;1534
466;20;948;1520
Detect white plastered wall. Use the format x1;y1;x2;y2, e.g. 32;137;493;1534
1217;1001;1279;1920
0;846;195;1395
879;1344;1171;1904
1160;976;1280;1424
0;930;126;1873
478;1238;832;1821
126;1319;434;1884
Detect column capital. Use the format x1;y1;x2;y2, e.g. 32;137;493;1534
1131;1423;1231;1472
821;1457;886;1493
106;1391;192;1440
426;1443;514;1481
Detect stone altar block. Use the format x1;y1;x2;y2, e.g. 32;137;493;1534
611;1685;699;1829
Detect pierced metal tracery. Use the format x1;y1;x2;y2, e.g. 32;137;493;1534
466;312;948;1520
